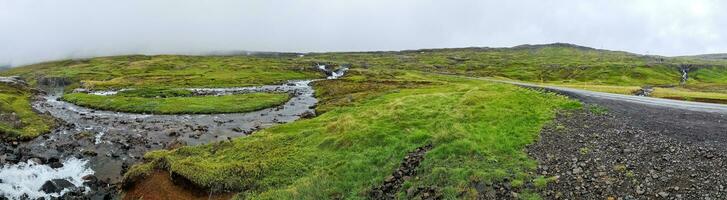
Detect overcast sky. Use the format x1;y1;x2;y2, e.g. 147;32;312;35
1;0;725;66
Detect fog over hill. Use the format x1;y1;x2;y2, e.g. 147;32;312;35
690;54;727;60
1;0;726;67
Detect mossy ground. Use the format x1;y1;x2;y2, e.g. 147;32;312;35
0;55;325;90
61;91;291;114
127;71;581;199
0;84;54;140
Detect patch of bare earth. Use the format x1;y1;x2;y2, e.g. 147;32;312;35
123;170;234;200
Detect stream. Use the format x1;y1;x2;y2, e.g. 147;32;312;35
0;65;347;199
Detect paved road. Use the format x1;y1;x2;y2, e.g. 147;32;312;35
477;78;727;114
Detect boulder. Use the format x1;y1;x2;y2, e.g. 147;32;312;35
40;179;75;193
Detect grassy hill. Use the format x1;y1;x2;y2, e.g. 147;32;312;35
303;43;727;86
300;43;727;102
4;43;727;92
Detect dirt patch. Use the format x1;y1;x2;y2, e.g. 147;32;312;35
370;144;433;200
123;170;234;200
528;106;727;199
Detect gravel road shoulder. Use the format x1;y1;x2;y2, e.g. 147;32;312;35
528;102;727;199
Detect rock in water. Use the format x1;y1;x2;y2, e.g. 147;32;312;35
300;111;316;119
40;179;75;193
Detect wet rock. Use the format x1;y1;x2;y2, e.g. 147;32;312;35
40;179;74;193
37;76;72;87
82;174;98;183
300;111;316;119
49;161;64;169
0;76;28;87
5;154;19;163
29;157;43;164
633;86;654;97
82;150;98;157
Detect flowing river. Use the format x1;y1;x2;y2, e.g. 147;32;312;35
0;65;347;199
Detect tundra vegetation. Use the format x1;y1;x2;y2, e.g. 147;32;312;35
1;43;727;198
0;83;54;140
61;91;291;114
125;70;581;199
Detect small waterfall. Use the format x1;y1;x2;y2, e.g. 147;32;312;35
0;158;94;199
679;65;690;85
316;64;349;79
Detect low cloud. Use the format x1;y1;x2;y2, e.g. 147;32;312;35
1;0;726;66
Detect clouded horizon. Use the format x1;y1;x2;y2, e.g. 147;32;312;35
1;0;726;67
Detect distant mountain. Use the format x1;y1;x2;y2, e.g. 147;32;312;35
0;64;10;71
688;54;727;60
512;43;599;51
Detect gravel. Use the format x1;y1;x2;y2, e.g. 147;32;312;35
528;104;727;199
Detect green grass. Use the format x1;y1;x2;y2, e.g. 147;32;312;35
126;71;580;199
544;84;641;95
651;87;727;103
0;84;55;140
61;92;291;114
0;55;325;90
116;88;194;98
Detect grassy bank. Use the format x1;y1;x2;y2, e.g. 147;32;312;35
62;92;291;114
126;71;580;199
651;87;727;104
0;84;55;140
542;84;641;95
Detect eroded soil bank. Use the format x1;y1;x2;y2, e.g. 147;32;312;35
122;171;234;200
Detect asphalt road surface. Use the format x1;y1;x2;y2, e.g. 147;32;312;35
485;78;727;114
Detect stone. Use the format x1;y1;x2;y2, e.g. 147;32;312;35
40;179;74;193
658;191;668;198
49;162;64;169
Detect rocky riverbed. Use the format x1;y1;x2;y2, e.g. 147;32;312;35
0;66;347;199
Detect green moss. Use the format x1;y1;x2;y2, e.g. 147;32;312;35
61;92;290;114
511;179;525;188
588;104;609;115
0;84;55;140
116;88;193;98
533;176;557;188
